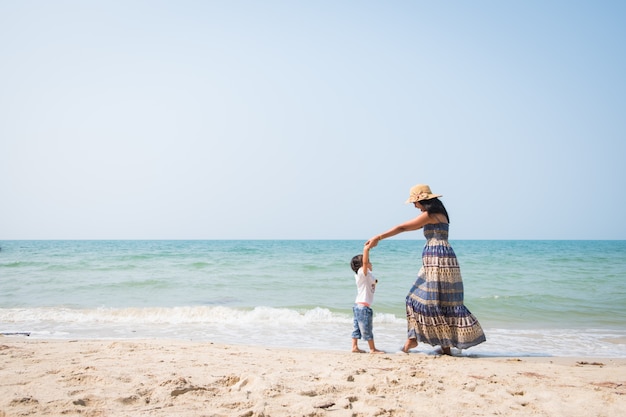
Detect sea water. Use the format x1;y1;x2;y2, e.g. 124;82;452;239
1;240;625;358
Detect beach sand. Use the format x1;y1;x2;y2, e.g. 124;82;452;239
1;337;625;417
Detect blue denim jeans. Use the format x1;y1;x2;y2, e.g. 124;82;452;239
352;304;374;341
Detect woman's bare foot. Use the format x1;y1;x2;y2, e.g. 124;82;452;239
370;349;385;354
352;348;366;353
401;338;418;353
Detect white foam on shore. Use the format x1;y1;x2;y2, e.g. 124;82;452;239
2;306;625;358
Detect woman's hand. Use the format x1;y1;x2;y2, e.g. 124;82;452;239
365;236;380;248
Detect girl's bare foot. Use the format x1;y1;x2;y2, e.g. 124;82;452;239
352;348;366;353
370;349;385;354
401;338;418;353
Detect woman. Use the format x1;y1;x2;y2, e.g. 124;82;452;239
366;184;486;355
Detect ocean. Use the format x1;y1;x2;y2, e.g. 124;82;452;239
1;240;625;358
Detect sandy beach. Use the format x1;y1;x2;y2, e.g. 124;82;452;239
1;337;625;417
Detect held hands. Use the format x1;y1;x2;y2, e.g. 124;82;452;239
365;235;381;249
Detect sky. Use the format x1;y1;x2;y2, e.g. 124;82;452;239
1;1;625;240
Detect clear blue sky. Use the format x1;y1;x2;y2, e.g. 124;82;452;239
1;1;625;240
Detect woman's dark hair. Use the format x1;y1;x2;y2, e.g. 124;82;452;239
350;254;363;273
420;198;450;223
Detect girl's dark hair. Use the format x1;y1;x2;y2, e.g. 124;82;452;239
420;198;450;223
350;254;363;273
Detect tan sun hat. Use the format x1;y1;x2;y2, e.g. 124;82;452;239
405;184;442;204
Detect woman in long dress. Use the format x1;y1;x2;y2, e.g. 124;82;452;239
366;184;486;355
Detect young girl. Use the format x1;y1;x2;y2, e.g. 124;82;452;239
350;243;384;354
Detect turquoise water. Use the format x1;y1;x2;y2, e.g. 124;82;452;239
1;240;625;357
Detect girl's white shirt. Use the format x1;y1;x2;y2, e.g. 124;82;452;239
354;267;377;306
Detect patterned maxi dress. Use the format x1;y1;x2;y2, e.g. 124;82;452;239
406;222;486;349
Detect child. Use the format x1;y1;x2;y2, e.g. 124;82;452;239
350;243;384;353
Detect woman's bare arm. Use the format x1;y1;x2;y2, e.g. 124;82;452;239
366;211;431;248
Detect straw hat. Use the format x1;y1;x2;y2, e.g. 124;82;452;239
405;184;442;204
